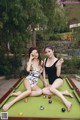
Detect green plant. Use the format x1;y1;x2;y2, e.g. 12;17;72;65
62;57;80;74
0;56;22;78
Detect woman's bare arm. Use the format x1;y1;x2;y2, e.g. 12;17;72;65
27;53;34;72
56;58;64;77
40;59;49;87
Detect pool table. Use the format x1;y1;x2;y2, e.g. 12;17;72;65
0;77;80;120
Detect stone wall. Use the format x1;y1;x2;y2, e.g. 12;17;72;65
37;40;80;56
37;40;72;52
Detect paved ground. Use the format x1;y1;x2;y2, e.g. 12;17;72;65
0;77;19;98
0;57;26;99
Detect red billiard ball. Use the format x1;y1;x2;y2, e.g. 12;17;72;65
48;99;52;104
48;95;51;99
61;108;66;112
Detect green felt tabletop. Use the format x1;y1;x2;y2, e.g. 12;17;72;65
0;78;80;118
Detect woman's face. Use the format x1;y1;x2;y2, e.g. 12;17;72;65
45;48;54;58
31;49;39;59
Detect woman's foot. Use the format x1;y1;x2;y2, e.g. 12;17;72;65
2;102;12;112
63;90;73;98
66;102;72;112
10;91;22;97
24;98;28;103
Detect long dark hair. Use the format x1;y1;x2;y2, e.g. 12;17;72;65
44;45;54;51
28;47;42;65
44;45;57;57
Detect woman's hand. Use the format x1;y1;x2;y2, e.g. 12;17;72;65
30;53;35;60
40;75;49;87
59;58;64;64
27;53;34;72
56;58;64;67
43;80;49;87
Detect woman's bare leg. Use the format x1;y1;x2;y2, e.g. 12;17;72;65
42;84;73;98
22;83;43;103
2;79;31;112
42;86;53;95
50;78;72;111
30;85;42;96
23;84;43;102
10;91;22;97
23;80;42;96
60;90;73;98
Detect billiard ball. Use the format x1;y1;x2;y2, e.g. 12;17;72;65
18;112;23;116
43;95;46;98
48;95;51;99
61;108;66;112
40;106;44;110
48;99;52;104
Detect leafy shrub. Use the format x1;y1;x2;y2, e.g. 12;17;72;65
62;57;80;74
0;56;22;78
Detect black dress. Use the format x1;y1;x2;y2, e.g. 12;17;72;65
45;58;61;85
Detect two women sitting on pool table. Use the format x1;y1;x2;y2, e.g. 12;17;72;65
2;46;73;112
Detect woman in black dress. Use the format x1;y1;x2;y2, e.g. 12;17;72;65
42;45;73;111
